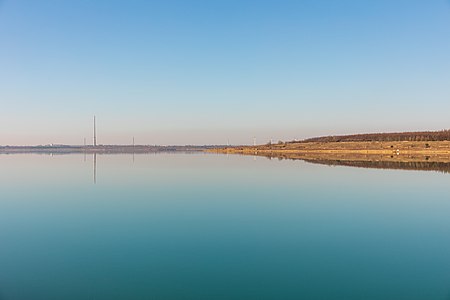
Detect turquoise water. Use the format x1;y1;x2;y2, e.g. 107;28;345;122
0;153;450;299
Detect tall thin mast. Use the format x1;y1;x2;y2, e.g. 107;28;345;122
93;116;97;147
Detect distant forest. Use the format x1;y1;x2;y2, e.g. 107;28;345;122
302;130;450;143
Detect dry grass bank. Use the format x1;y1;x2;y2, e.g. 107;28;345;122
207;141;450;173
209;141;450;156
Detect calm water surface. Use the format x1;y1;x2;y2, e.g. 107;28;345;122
0;153;449;300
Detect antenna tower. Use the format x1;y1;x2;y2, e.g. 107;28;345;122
93;116;97;147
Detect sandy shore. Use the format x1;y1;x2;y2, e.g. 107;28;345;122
208;141;450;173
209;141;450;156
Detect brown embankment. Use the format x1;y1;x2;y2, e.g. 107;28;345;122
209;141;450;156
208;141;450;173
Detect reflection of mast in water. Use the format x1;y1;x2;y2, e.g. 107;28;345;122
93;153;97;184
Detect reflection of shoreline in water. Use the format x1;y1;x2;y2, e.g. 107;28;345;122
258;153;450;174
304;159;450;174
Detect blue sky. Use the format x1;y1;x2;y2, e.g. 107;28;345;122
1;0;449;145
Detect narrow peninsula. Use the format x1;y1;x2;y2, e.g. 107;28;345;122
210;130;450;173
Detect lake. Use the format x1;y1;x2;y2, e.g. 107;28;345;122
0;152;449;300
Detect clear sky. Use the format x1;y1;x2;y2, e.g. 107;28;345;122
1;0;449;145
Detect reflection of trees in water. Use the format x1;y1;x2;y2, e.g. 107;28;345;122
303;159;450;174
260;153;450;174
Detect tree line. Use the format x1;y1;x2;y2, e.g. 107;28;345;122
302;130;450;143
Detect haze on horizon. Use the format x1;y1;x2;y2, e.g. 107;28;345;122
1;0;449;146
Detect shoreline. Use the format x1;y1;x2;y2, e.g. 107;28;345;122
208;141;450;173
0;145;213;154
208;141;450;167
208;141;450;156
